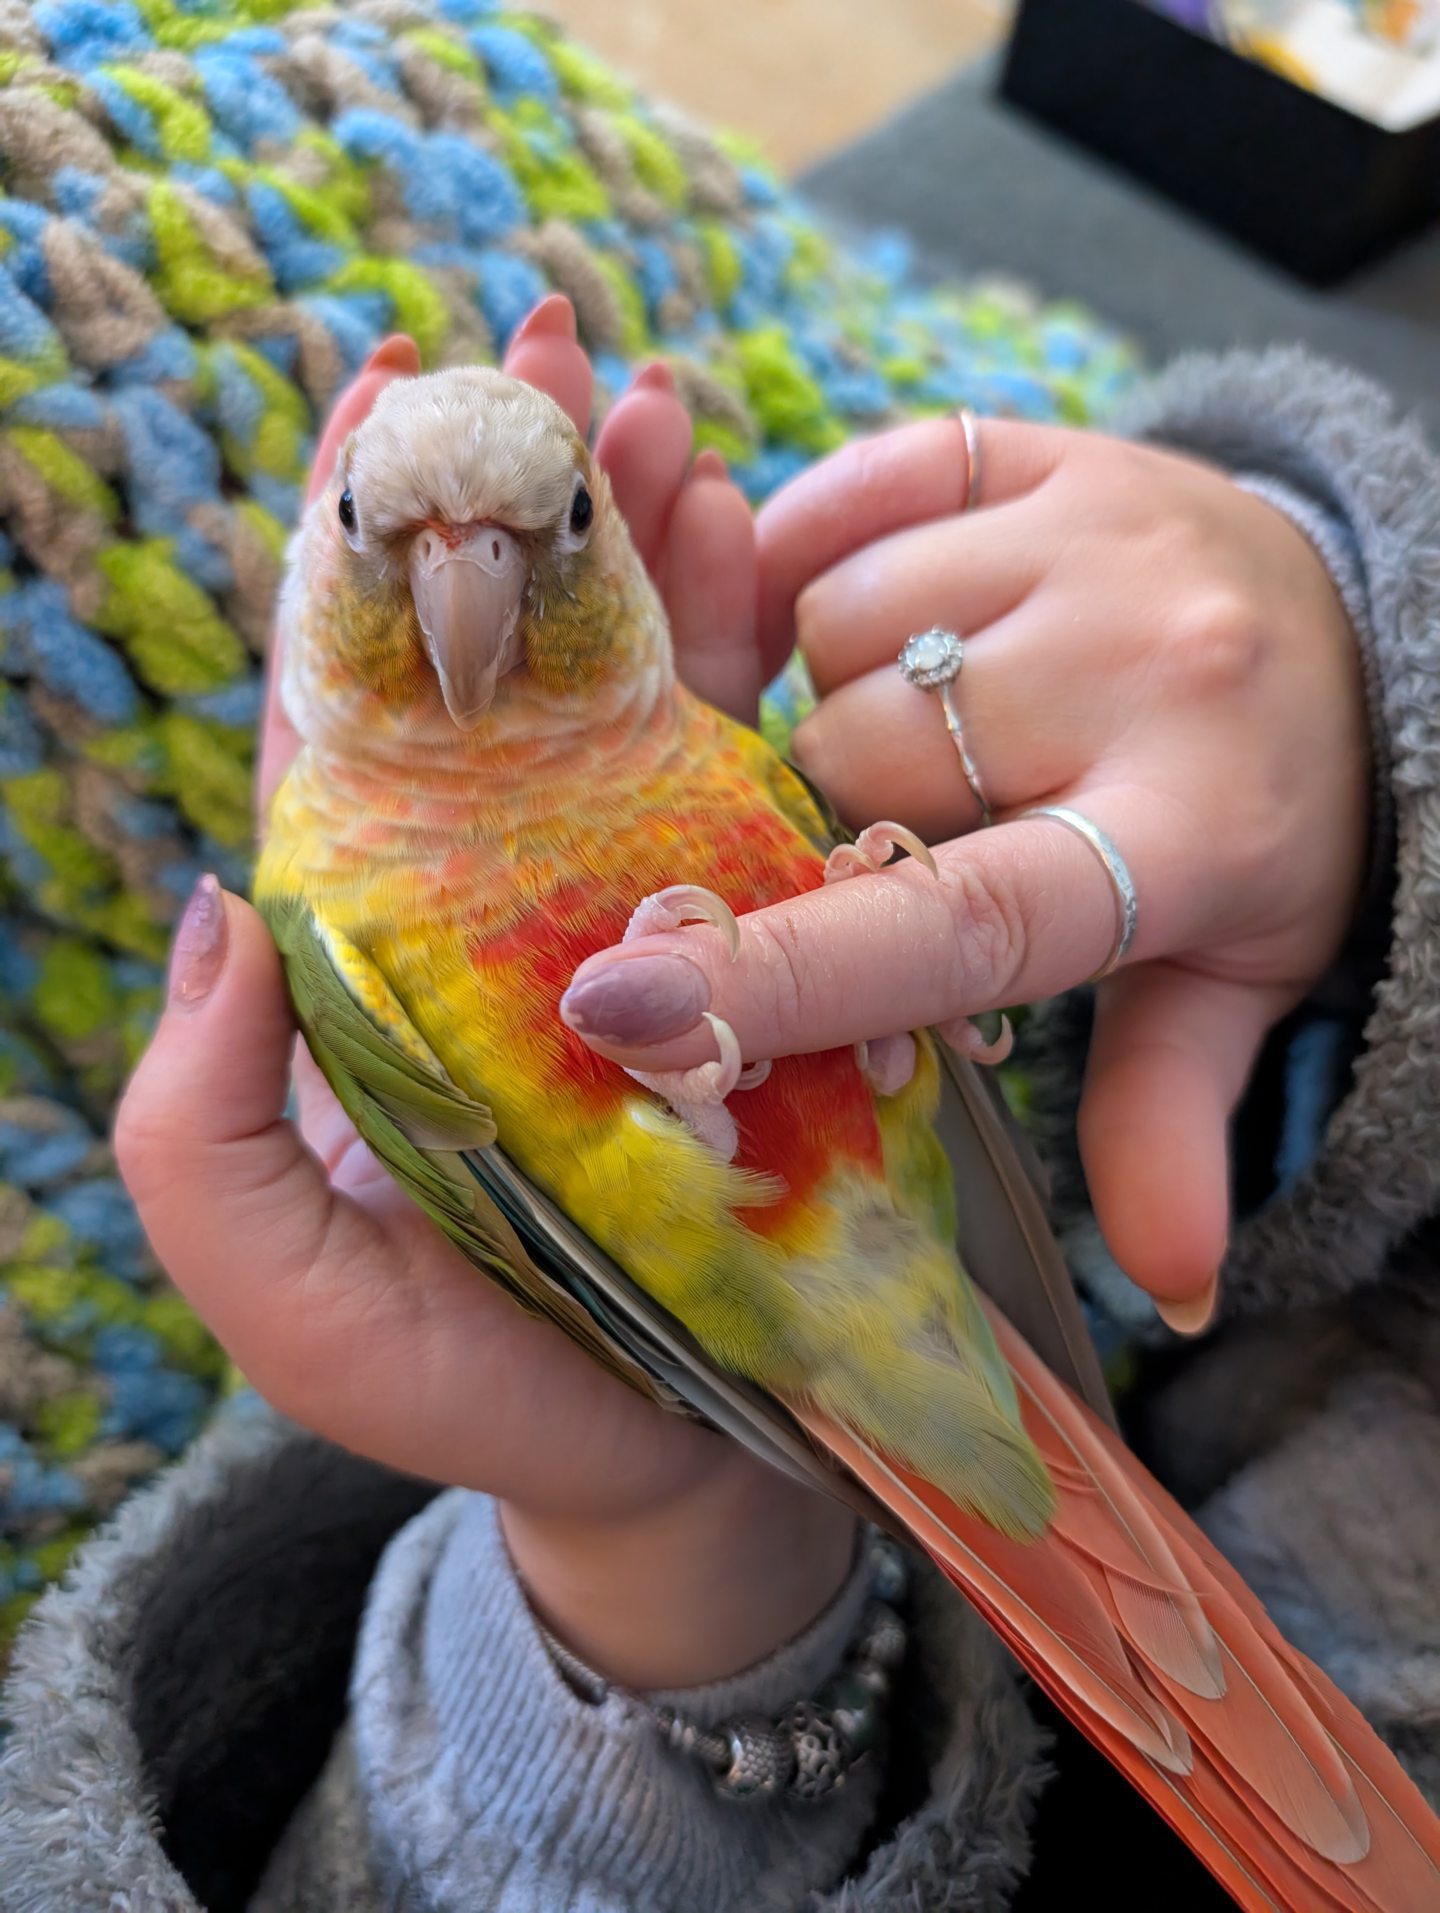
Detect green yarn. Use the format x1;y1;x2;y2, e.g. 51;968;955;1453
494;101;614;223
105;67;214;163
34;941;120;1045
733;328;847;454
95;543;250;696
147;180;269;323
324;259;451;365
6;427;118;523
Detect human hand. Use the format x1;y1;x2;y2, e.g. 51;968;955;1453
564;416;1371;1329
117;301;855;1691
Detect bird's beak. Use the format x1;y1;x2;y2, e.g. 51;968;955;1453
408;524;527;728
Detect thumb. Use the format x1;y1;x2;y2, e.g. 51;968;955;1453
114;879;363;1353
1078;965;1284;1327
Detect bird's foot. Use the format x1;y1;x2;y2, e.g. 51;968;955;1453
628;1010;744;1161
823;821;938;884
937;1012;1015;1067
624;882;740;957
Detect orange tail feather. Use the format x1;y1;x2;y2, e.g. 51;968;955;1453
795;1302;1440;1913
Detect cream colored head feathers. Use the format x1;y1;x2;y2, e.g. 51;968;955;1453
280;367;668;755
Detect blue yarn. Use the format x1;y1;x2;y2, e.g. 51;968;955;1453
49;1179;146;1260
469;24;558;102
181;680;264;727
194;49;302;153
111;387;222;515
100;1365;209;1455
248;473;302;525
294;296;375;382
0;583;140;726
630;237;678;318
432;135;526;244
209;344;266;443
0;1121;94;1189
11;384;108;432
472;248;546;345
0;205;53;310
243;182;346;293
0;280;63;364
0;694;45;780
32;0;149;69
111;329;198;389
83;74;165;160
1;1450;85;1518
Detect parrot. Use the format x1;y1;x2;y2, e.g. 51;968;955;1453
256;365;1440;1911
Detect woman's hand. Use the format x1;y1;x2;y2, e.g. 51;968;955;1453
116;300;855;1693
566;416;1372;1327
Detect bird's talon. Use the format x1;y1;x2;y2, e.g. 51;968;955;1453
699;1010;742;1098
625;883;740;961
736;1059;771;1091
824;821;938;884
937;1012;1014;1067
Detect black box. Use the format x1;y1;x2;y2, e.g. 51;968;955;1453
1000;0;1440;285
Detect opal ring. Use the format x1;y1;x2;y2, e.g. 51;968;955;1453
896;627;992;827
956;407;982;511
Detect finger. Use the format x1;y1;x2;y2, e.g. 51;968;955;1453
756;415;1068;670
115;885;680;1503
595;363;695;574
502;294;593;436
797;507;1046;697
791;619;1116;842
660;451;761;724
259;334;423;823
1079;966;1286;1320
559;808;1164;1072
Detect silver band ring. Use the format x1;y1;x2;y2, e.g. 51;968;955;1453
896;627;992;826
957;408;982;511
1018;805;1138;982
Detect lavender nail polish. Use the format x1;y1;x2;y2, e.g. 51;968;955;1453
169;874;229;1010
560;953;710;1046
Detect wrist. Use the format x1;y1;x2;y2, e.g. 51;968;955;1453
500;1454;859;1690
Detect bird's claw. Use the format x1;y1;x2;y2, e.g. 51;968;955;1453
625;883;740;960
627;1012;746;1162
937;1013;1015;1068
824;821;938;883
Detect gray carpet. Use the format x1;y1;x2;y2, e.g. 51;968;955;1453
802;55;1440;435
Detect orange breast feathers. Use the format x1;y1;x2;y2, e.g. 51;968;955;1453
456;776;888;1231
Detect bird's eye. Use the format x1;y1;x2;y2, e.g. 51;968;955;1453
338;489;357;534
569;485;593;537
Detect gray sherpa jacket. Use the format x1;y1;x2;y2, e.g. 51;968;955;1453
1;348;1438;1912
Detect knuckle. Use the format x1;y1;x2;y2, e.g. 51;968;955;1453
1164;589;1266;700
938;856;1030;1003
741;912;812;1047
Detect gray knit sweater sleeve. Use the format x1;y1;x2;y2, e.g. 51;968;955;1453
1030;346;1440;1318
251;1491;885;1913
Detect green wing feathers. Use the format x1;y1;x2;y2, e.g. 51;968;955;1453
258;891;675;1398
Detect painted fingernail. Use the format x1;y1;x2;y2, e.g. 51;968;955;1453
512;293;576;344
169;875;229;1012
365;334;421;375
560;953;710;1046
631;360;675;395
690;448;729;480
1155;1276;1220;1337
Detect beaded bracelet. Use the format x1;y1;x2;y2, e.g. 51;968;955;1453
537;1532;909;1803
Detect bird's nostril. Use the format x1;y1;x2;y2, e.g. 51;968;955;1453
491;539;501;562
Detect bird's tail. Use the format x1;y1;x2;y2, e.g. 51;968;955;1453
794;1300;1440;1913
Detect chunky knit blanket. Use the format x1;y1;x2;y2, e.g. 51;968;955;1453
0;0;1140;1652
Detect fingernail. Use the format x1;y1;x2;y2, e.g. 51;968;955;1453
631;360;675;395
365;334;421;375
1155;1276;1220;1337
169;875;229;1012
690;448;729;480
560;953;710;1046
512;294;576;344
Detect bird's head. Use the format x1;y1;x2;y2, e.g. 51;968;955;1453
284;367;666;750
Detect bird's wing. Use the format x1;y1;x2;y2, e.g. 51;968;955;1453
260;887;897;1528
